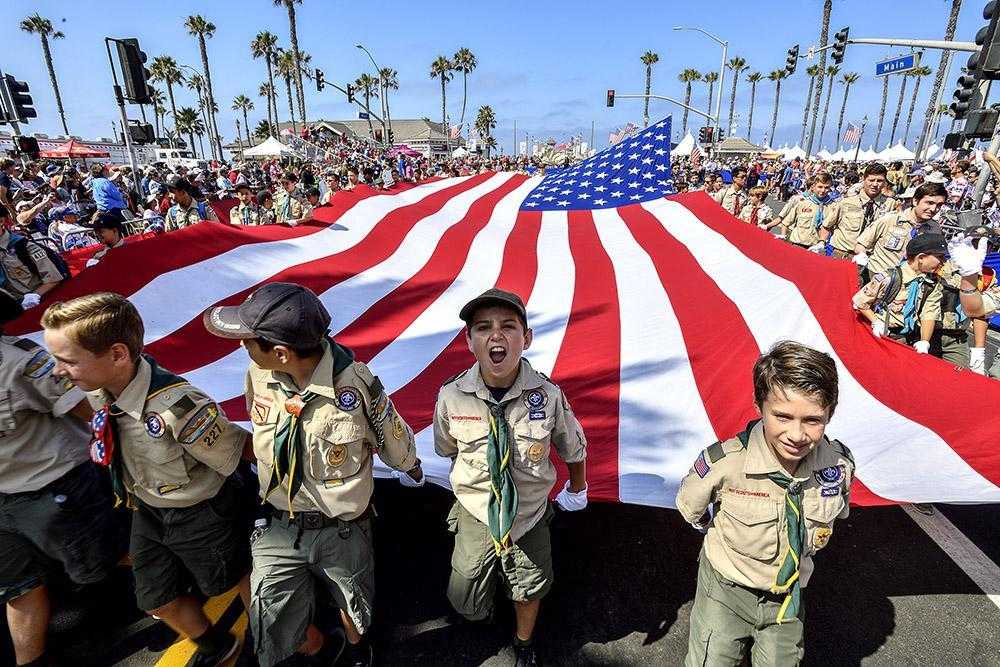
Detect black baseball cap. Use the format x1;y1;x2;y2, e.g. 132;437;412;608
906;233;948;259
459;288;527;326
203;282;331;347
165;174;189;191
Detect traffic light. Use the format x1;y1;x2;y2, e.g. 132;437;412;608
16;136;39;159
698;126;715;143
1;75;37;124
116;38;152;104
966;106;999;138
831;27;849;65
346;83;355;104
943;132;966;149
969;1;1000;79
128;123;155;144
951;73;980;119
315;68;325;92
785;45;800;75
606;89;615;107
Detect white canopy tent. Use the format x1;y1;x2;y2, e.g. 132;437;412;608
451;146;470;158
673;133;695;157
782;145;807;160
816;149;833;160
924;143;942;160
859;146;879;161
876;142;916;162
243;136;300;158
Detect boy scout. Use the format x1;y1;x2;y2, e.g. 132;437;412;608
712;167;748;217
204;282;423;667
819;163;892;259
0;204;65;309
85;213;127;268
165;175;219;231
229;182;267;226
951;234;999;375
677;341;854;666
42;293;250;667
273;172;308;226
851;233;947;353
434;288;588;667
778;172;839;251
0;290;120;667
854;182;946;279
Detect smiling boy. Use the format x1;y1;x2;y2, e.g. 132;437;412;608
433;288;587;667
677;341;854;666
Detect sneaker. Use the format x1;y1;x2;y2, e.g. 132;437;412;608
187;632;238;667
514;643;540;667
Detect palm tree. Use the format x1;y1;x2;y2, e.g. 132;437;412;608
19;13;68;135
232;95;254;143
354;73;380;138
175;107;202;158
806;0;832;155
703;71;719;119
875;74;890;147
745;71;763;141
184;15;222;159
678;69;702;135
258;82;276;135
835;72;860;148
641;51;660;127
251;31;280;138
920;0;962;156
475;105;497;158
276;49;298;133
818;65;840;148
801;65;822;146
186;73;211;150
430;56;454;150
273;0;306;123
452;48;477;127
889;72;910;145
150;56;184;147
725;56;748;134
254;120;272;141
379;68;399;142
903;65;932;145
148;87;166;139
767;69;787;147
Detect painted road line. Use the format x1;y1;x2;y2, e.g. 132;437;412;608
155;588;246;667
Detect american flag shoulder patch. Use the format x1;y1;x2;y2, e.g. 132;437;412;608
694;451;711;478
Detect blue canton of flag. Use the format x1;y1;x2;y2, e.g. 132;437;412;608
521;116;675;211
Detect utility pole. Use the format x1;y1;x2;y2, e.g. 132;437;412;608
103;39;140;189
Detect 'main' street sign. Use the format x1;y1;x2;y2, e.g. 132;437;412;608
876;53;921;76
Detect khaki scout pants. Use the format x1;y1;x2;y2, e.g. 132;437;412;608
684;550;804;667
933;330;970;368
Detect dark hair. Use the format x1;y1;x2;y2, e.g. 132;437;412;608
862;163;888;178
732;167;747;178
282;171;298;182
913;182;947;202
753;340;839;417
256;190;272;206
844;171;860;185
253;337;324;358
305;187;320;199
0;204;9;221
463;301;528;334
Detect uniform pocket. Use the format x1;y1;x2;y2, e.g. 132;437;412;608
138;442;191;492
448;419;490;455
884;232;905;252
309;418;366;482
718;498;780;561
803;496;844;554
512;420;552;474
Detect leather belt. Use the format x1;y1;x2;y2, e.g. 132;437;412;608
274;504;373;530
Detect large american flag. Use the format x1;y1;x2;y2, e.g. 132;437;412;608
12;116;1000;507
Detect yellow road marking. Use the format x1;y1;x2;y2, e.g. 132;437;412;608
154;587;246;667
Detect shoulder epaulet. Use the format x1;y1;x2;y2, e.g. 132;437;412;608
442;370;468;387
13;338;40;352
705;441;726;463
144;355;189;401
830;438;855;466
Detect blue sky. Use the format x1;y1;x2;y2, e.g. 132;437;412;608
2;0;985;154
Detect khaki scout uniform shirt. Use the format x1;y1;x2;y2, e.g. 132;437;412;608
230;202;268;226
272;189;306;224
856;211;916;278
780;194;839;247
165;199;218;232
86;356;245;508
0;337;88;494
713;185;747;217
90;238;126;265
738;203;773;226
676;422;854;591
245;341;417;520
0;231;63;298
434;359;587;543
822;192;892;254
852;262;943;330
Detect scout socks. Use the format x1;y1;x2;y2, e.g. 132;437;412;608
191;624;232;655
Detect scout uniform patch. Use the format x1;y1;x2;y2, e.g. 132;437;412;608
144;412;165;438
392;414;405;440
23;350;55;379
178;404;219;444
814;464;845;496
336;386;361;411
814;527;833;548
527;442;545;463
327;443;348;467
523;388;548;411
252;395;272;425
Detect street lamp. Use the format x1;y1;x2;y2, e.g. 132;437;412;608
356;44;390;145
673;26;727;146
178;63;218;159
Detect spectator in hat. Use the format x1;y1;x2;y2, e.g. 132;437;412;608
88;164;128;219
85;213;127;268
164;175;218;232
48;205;96;251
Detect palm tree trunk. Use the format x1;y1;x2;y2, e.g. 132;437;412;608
266;55;279;135
806;0;831;155
384;92;393;142
167;83;179;147
770;81;782;147
727;72;739;134
876;76;889;147
836;83;852;148
284;76;297;133
263;97;273;137
903;77;923;146
682;83;692;134
460;71;468;126
198;37;222;160
919;0;961;156
441;75;449;153
747;82;757;140
819;73;835;148
189;132;198;158
243;109;251;143
152;108;160;139
889;75;908;145
198;133;205;158
287;3;306;124
39;35;69;135
643;66;652;127
707;82;715;122
800;76;815;146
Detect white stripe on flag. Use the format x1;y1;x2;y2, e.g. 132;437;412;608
648;198;1000;503
523;211;575;377
593;207;717;507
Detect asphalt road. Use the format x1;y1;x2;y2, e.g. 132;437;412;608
4;479;998;667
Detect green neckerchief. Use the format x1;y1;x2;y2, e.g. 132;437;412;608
767;469;805;623
486;399;518;555
263;339;354;514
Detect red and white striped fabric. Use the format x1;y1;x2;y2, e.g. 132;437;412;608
12;179;1000;507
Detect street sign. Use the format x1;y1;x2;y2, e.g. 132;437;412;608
358;111;369;120
876;52;921;76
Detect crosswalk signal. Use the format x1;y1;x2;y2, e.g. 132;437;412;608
315;68;325;92
116;38;152;104
969;1;1000;79
606;89;615;107
346;83;355;104
951;73;980;119
785;45;800;76
1;75;37;124
831;27;849;65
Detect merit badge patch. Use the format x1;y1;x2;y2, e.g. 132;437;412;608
392;414;405;440
694;451;711;478
23;350;55;379
527;442;545;463
813;527;833;549
373;393;391;423
326;443;348;468
529;410;546;420
178;404;219;444
144;412;165;438
821;487;841;497
251;396;272;425
336;387;361;412
523;389;548;412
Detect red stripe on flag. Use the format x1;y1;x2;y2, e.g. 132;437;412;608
676;191;1000;497
549;211;621;503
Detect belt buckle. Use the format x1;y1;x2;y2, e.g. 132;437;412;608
301;513;324;530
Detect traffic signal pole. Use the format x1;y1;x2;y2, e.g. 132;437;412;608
104;39;140;191
0;71;27;168
613;93;716;122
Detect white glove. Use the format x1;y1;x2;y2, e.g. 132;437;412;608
947;236;988;277
393;467;425;488
757;222;770;230
85;258;99;268
872;320;886;338
554;481;588;511
852;253;869;267
20;293;41;309
913;340;931;354
970;347;987;375
807;241;826;253
286;219;298;227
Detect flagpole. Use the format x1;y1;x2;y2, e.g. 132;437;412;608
853;115;868;163
513;119;517;157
